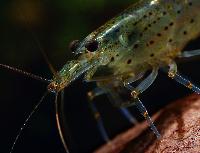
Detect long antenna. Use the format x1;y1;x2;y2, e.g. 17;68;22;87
9;91;49;153
17;4;59;79
30;31;59;78
55;91;70;153
0;63;51;83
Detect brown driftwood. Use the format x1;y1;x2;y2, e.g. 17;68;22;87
94;94;200;153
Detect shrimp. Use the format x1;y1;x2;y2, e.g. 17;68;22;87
2;0;200;152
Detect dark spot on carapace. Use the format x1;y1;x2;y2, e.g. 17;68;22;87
183;31;187;35
153;21;157;24
164;26;168;30
190;19;194;23
148;24;151;27
144;27;148;31
140;33;143;37
149;40;154;45
111;57;115;62
157;33;162;37
150;53;155;57
143;15;147;18
134;44;139;49
116;54;119;57
177;10;181;14
163;11;167;15
133;22;138;26
169;22;174;26
149;12;153;16
188;2;193;6
127;59;132;64
168;39;173;42
157;17;161;20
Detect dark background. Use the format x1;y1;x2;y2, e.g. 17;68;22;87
0;0;200;153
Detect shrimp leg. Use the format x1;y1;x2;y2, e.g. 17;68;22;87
123;68;161;138
106;90;138;125
178;49;200;58
87;86;138;142
87;88;110;142
119;108;138;124
167;61;200;94
124;68;159;97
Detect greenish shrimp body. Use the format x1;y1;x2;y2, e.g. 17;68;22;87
9;1;200;153
44;0;200;152
48;0;200;92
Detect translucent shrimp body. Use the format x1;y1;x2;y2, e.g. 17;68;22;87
46;0;200;152
49;0;200;91
7;1;200;153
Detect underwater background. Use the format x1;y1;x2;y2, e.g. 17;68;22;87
0;0;200;153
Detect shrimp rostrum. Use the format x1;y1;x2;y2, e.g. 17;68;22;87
4;0;200;152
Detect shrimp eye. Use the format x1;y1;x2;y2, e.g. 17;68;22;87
85;40;99;52
69;40;80;53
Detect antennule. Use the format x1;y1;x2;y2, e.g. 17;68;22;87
0;64;51;83
55;92;70;153
9;91;49;153
30;31;59;78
